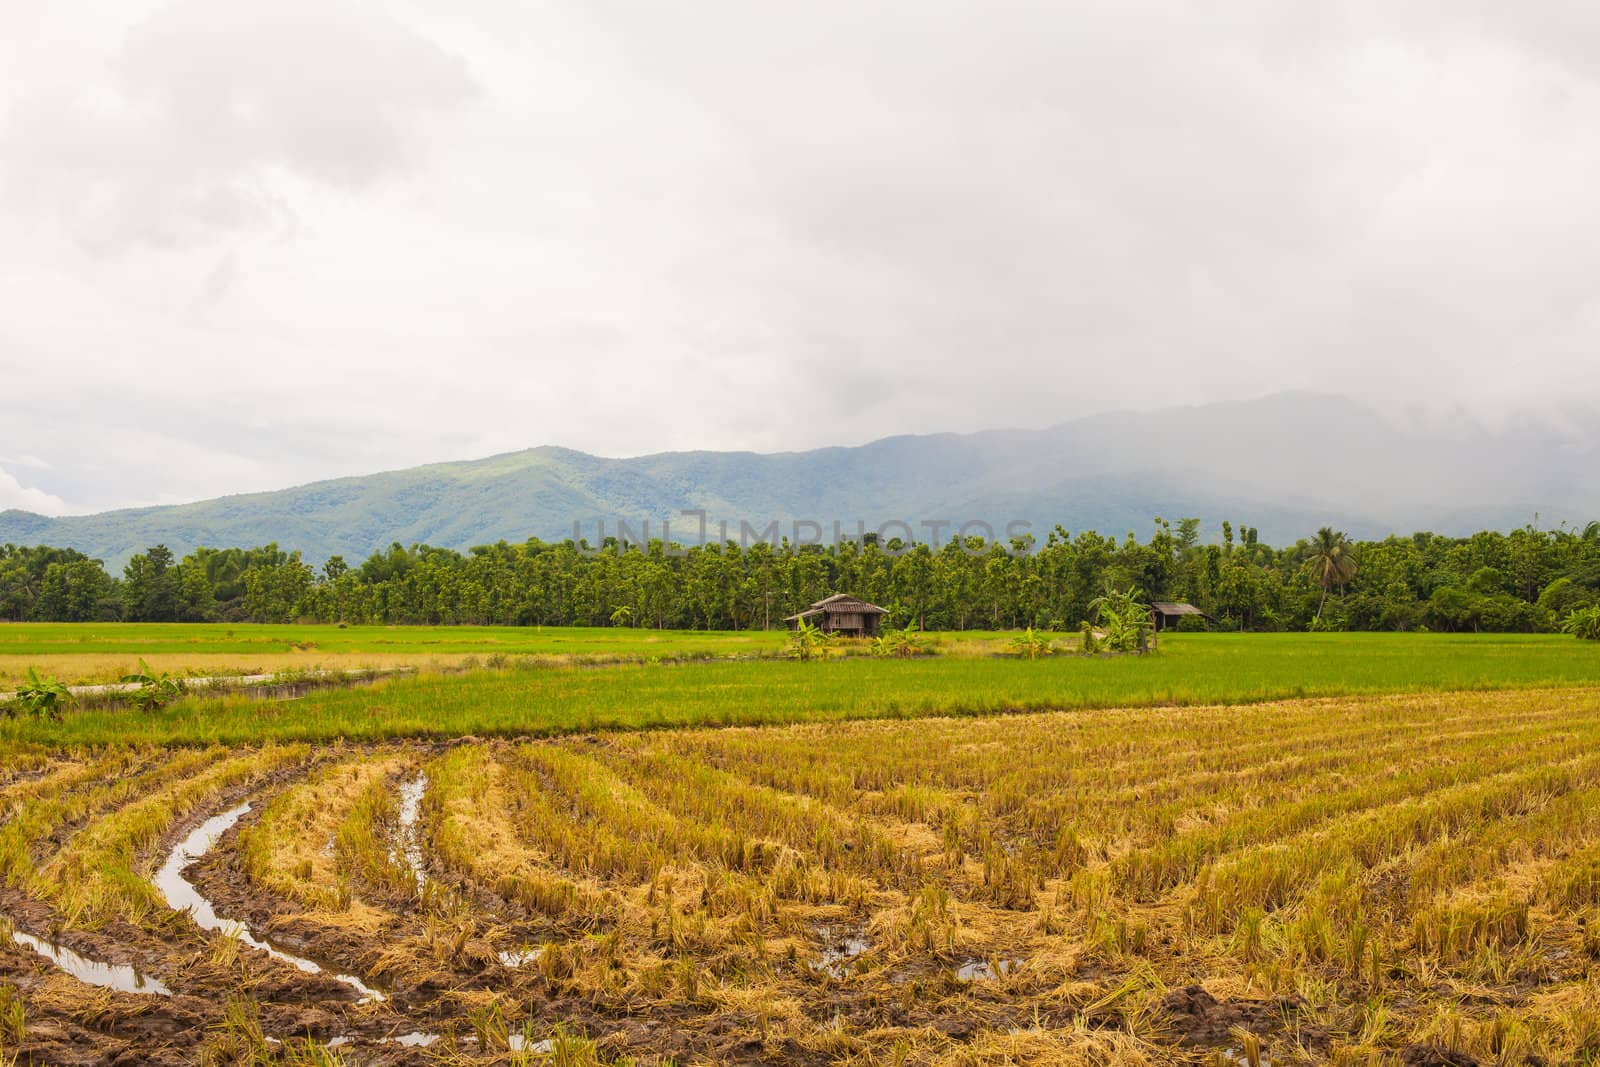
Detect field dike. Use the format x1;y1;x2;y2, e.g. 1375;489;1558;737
5;689;1600;1064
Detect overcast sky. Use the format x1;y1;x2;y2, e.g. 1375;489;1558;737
3;2;1600;515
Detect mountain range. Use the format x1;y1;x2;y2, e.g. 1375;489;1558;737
4;393;1597;567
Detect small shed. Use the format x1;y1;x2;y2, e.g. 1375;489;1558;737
1150;602;1213;632
785;594;888;637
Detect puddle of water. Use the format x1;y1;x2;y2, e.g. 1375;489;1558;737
955;957;1024;981
391;773;428;893
155;803;385;1003
813;934;871;978
508;1034;554;1053
812;927;876;979
328;1030;442;1049
7;923;171;995
498;945;543;968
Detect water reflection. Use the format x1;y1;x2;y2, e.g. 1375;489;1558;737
6;922;171;995
154;802;385;1002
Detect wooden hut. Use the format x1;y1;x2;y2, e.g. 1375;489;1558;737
1150;601;1213;632
785;594;888;637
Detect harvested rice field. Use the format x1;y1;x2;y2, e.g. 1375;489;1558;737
6;688;1600;1065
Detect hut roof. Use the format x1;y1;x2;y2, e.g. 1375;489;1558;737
784;594;888;621
1150;601;1212;618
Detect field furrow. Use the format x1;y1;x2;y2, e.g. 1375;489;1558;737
6;688;1600;1065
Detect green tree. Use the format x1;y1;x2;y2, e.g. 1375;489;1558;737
122;545;182;622
1306;528;1358;627
177;563;215;621
241;553;316;623
1539;577;1595;617
1425;586;1477;632
35;559;115;621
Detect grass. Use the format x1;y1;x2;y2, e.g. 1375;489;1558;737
2;631;1598;748
0;621;792;658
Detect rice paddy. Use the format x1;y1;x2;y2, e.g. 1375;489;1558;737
0;622;796;688
6;680;1600;1064
6;631;1600;749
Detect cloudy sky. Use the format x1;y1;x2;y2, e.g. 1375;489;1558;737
3;2;1599;515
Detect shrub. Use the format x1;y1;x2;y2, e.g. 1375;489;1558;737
1563;606;1600;641
872;628;931;658
1079;622;1103;655
1539;577;1596;617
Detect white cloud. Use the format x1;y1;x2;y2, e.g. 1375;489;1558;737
1;0;475;252
2;1;1600;512
0;465;70;516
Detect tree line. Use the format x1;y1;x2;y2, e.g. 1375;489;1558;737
3;519;1600;632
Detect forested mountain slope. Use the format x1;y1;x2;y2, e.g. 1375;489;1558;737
4;393;1595;566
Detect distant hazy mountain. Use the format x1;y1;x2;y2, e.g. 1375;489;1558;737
5;393;1597;567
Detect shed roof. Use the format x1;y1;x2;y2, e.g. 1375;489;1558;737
1150;602;1211;617
810;593;887;612
784;593;888;621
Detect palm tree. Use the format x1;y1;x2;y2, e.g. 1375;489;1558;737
1583;521;1600;543
1306;527;1357;626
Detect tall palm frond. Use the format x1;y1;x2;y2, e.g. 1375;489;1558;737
1306;527;1357;626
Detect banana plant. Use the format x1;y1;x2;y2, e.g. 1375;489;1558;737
1563;606;1600;641
121;658;187;712
1007;627;1055;660
788;619;834;661
1089;586;1154;653
10;668;72;721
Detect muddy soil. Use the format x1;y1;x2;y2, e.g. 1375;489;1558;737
0;937;211;1066
1159;984;1332;1056
0;758;404;1064
5;733;1436;1065
1399;1046;1482;1066
166;760;703;1060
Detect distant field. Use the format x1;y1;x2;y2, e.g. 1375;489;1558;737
3;630;1599;747
4;622;1599;689
0;622;1077;687
0;622;794;686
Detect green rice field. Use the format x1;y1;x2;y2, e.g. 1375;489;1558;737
2;628;1598;748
